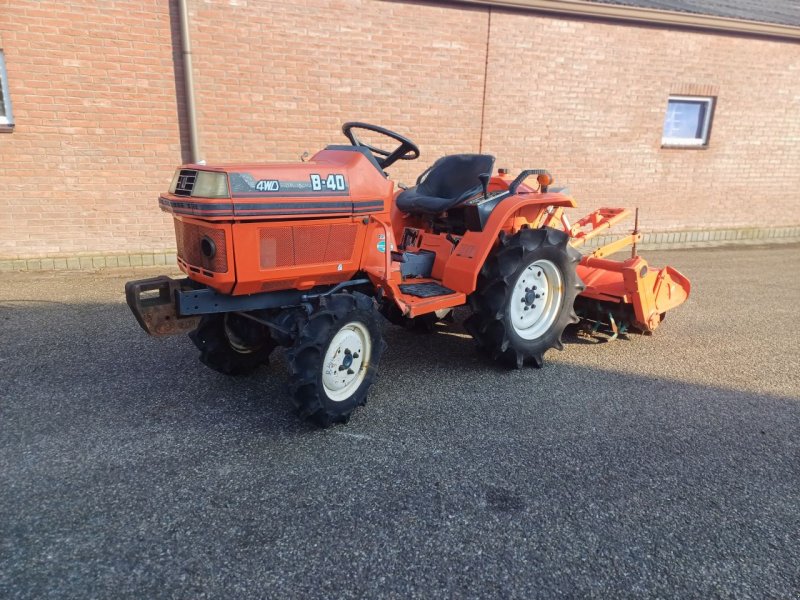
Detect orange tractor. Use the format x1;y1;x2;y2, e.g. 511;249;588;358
126;123;690;426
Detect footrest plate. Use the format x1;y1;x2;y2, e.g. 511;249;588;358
399;282;456;298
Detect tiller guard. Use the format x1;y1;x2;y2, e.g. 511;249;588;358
565;207;691;335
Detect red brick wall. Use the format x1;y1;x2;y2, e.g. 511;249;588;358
187;0;489;186
481;10;800;232
0;0;183;258
1;1;799;259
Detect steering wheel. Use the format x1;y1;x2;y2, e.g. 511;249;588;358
342;122;420;170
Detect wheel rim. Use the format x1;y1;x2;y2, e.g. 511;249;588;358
223;313;261;354
509;259;564;340
322;321;372;402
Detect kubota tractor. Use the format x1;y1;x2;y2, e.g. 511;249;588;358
126;122;690;426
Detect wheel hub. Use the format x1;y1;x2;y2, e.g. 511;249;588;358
509;259;564;340
523;288;538;307
322;322;371;402
341;350;354;370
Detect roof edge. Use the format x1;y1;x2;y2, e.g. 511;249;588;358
453;0;800;40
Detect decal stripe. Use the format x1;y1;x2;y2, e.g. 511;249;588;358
234;201;353;211
235;201;384;211
159;196;385;217
232;191;350;198
159;197;231;212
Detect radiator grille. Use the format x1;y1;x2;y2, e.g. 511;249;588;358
259;223;358;269
174;219;228;273
174;169;198;197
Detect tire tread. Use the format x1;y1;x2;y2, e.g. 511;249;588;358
464;227;585;368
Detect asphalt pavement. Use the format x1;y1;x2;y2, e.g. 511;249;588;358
1;244;799;598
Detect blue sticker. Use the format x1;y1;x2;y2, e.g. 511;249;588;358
377;240;386;253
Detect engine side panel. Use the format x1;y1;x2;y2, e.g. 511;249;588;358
231;217;369;295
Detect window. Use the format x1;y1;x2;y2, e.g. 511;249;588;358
662;96;714;147
0;50;13;130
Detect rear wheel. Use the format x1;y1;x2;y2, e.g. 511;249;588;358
189;313;276;375
464;227;584;368
287;292;386;427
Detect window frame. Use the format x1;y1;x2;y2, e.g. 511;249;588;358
0;50;14;130
661;95;715;148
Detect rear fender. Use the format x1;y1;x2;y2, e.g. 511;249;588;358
442;192;575;294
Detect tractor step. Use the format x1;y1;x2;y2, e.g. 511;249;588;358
398;281;456;298
391;278;466;318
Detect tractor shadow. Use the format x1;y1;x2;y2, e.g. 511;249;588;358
0;298;314;437
0;297;621;440
1;295;795;437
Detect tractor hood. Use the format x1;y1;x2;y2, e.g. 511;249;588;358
158;147;393;221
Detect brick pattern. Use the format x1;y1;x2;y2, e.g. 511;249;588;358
670;83;719;96
0;251;178;272
0;0;185;258
1;1;799;261
482;11;800;233
186;0;489;186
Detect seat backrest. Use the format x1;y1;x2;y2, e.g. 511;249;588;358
417;154;495;201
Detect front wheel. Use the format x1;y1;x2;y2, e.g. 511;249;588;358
189;313;276;375
464;227;584;368
287;292;386;427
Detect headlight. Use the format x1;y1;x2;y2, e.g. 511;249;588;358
168;169;180;193
191;171;229;199
168;169;229;198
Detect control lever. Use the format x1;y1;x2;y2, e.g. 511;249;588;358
478;173;491;200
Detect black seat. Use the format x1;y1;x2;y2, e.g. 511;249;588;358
396;154;495;215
